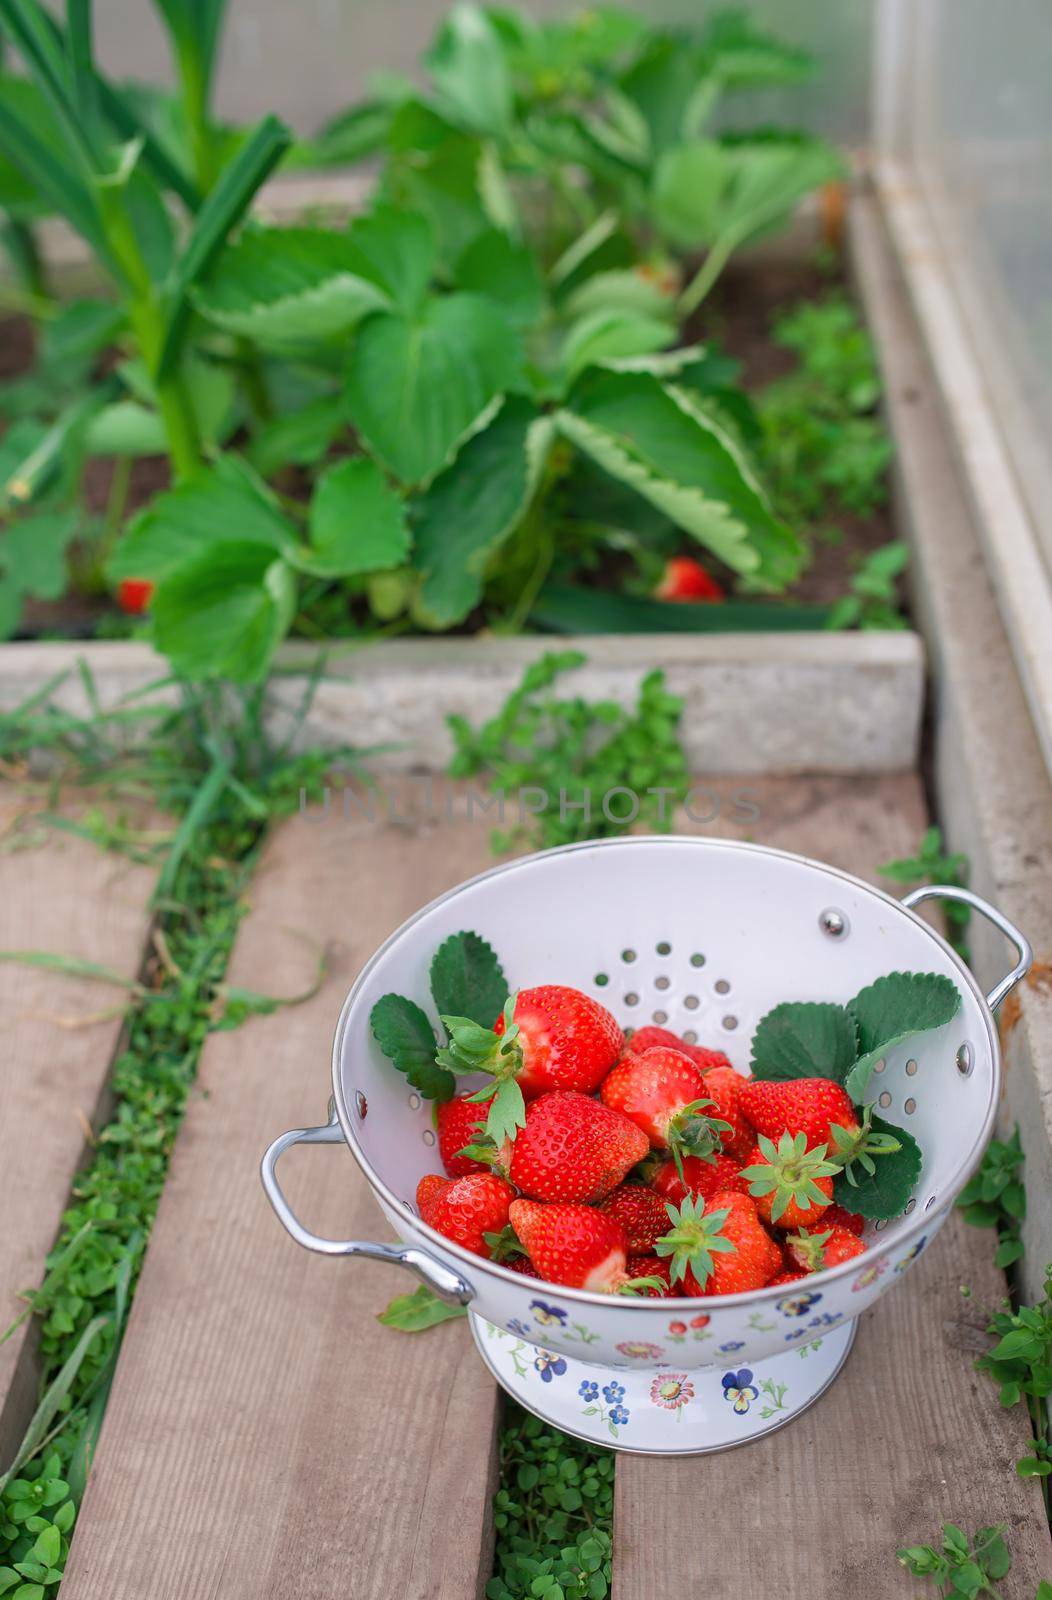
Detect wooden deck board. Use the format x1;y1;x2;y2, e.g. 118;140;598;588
613;779;1052;1598
58;772;1050;1597
0;790;158;1463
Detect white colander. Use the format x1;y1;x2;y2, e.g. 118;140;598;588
262;837;1030;1454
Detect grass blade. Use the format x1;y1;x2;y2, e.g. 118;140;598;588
154;747;231;900
0;1314;109;1491
0;0;101;168
157;112;291;378
0;98;106;258
0;950;145;991
64;0;99;133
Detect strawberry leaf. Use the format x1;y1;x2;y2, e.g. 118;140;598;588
749;1001;858;1083
484;1075;527;1146
832;1115;921;1219
369;993;454;1101
846;972;961;1101
429;931;509;1030
377;1284;467;1331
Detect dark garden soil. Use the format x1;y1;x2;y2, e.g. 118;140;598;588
1;254;898;637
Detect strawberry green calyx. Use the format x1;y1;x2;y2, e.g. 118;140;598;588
741;1132;841;1224
436;995;527;1146
831;1104;902;1185
482;1224;526;1263
618;1276;668;1297
654;1197;736;1288
665;1097;733;1180
785;1225;833;1273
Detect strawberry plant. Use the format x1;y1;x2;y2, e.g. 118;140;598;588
0;2;874;667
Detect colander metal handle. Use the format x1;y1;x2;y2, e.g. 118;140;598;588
261;1118;475;1305
901;884;1032;1010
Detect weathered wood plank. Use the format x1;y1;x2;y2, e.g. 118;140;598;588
613;777;1052;1599
0;790;158;1463
58;787;504;1600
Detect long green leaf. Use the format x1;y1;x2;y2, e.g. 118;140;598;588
157;112;291;378
0;99;106;258
0;0;101;169
531;584;830;633
0;1315;109;1493
64;0;98;134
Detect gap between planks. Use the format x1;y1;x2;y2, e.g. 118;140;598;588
56;773;1042;1600
0;788;159;1466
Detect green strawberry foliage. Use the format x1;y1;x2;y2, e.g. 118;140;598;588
749;970;961;1221
370;931;523;1144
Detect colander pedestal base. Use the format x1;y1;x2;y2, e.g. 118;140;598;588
470;1315;856;1456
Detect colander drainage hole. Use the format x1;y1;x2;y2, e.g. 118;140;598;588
878;1091;892;1109
355;1091;368;1120
714;979;731;995
683;994;699;1011
652;1010;668;1025
682;1030;698;1044
656;941;672;956
904;1198;916;1214
875;1219;888;1232
624;992;639;1007
595;972;609;988
408;1093;421;1111
722;1015;738;1031
621;948;637;964
872;1059;886;1074
690;953;706;968
655;975;670;991
903;1097;917;1115
905;1058;918;1076
422;1128;435;1146
925;1195;937;1210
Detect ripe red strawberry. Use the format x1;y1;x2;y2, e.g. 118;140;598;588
510;1199;630;1292
625;1026;732;1074
739;1132;838;1230
651;1152;748;1207
655;555;725;603
600;1184;671;1253
506;1255;542;1279
769;1270;808;1286
786;1224;867;1274
699;1066;755;1161
823;1203;865;1236
508;1091;648;1203
495;986;623;1096
441;986;622;1110
117;577;153;615
600;1047;730;1160
415;1171;514;1258
657;1190;782;1295
739;1076;859;1151
436;1093;492;1177
626;1255;673;1296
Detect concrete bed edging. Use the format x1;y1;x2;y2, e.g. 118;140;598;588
0;632;924;776
851;190;1052;1301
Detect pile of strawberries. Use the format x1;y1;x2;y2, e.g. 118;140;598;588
414;985;871;1298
